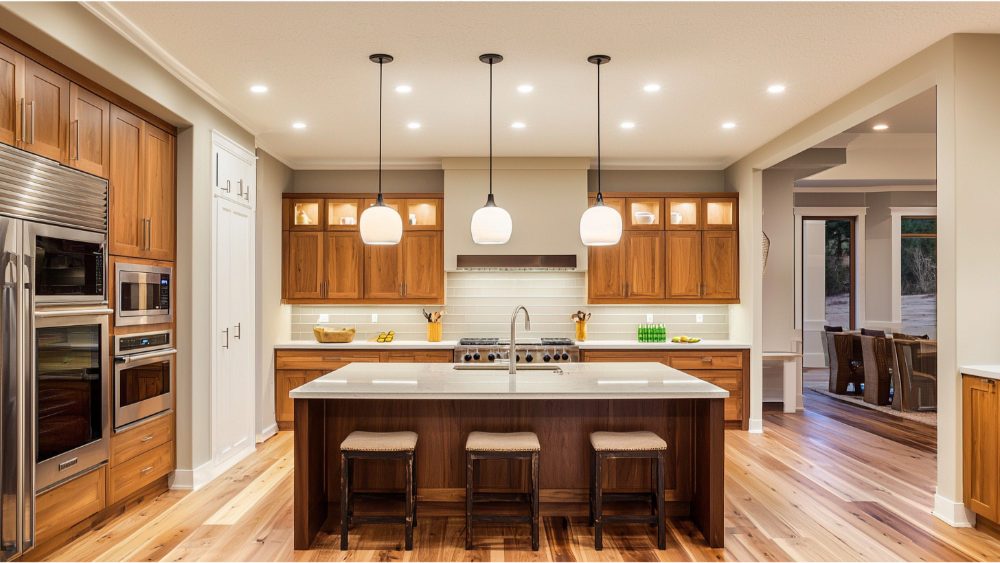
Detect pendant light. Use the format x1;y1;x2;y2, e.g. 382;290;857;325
471;54;513;245
360;53;403;245
580;54;623;246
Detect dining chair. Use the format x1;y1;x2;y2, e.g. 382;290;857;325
891;339;937;411
859;335;891;405
831;333;865;395
860;328;886;337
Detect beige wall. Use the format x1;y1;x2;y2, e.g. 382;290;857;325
293;169;443;193
586;170;724;192
255;150;292;439
0;3;255;481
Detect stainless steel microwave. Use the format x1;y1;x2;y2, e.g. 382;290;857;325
115;263;173;327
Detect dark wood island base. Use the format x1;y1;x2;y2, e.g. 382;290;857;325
293;397;725;551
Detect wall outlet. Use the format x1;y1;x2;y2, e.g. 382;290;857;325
646;314;654;322
318;314;330;323
696;314;703;323
372;314;378;322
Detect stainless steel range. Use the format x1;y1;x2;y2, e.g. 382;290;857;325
454;338;579;364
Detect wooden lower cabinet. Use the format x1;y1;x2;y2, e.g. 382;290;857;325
35;465;106;544
964;374;1000;523
110;412;174;467
109;441;174;504
275;349;452;429
582;348;749;430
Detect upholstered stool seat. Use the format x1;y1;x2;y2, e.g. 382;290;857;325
590;431;667;452
466;431;540;452
340;431;418;551
589;431;667;551
465;431;540;551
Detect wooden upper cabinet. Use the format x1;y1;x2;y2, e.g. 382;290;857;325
109;106;143;258
404;199;443;230
285;231;324;299
964;375;999;522
625;198;663;230
142;125;175;261
588;243;625;300
325;232;363;299
0;43;24;147
326;199;360;231
703;198;738;230
286;198;324;231
665;198;702;230
624;231;665;299
702;231;738;299
403;231;443;298
22;58;69;163
365;242;404;299
69;84;110;178
666;231;702;298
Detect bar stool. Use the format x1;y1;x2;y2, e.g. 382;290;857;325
340;431;418;551
465;431;540;551
589;431;667;551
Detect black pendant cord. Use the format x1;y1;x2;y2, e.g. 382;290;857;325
489;57;493;197
378;58;383;199
596;59;601;203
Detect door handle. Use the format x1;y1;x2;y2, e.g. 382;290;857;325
701;357;713;363
222;328;229;349
74;119;80;160
237;179;243;197
140;436;154;443
20;98;25;142
29;101;34;145
226;180;231;193
147;218;152;250
234;322;241;340
35;308;113;317
140;466;154;474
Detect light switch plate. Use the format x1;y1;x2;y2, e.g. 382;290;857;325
318;314;330;323
372;314;378;322
696;314;703;323
646;314;654;322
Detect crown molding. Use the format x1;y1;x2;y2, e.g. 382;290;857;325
594;157;726;170
290;157;444;170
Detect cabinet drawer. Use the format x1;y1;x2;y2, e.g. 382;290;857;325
35;465;106;544
666;352;743;370
382;350;453;363
111;412;174;467
276;351;380;370
109;441;174;504
724;397;743;422
693;370;743;393
582;350;666;363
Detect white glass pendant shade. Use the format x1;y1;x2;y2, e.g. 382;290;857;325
580;199;622;246
471;194;512;244
360;201;403;245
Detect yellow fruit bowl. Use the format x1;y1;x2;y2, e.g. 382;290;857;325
313;327;356;343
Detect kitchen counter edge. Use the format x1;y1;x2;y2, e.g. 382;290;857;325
275;339;750;350
961;365;1000;380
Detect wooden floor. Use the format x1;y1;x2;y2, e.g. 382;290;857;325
41;393;1000;562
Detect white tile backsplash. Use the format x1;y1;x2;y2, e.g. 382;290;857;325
291;272;730;342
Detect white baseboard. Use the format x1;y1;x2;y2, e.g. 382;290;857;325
170;443;256;491
257;423;278;444
932;493;976;527
748;418;763;434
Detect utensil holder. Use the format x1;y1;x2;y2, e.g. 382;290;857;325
575;320;587;342
428;322;442;342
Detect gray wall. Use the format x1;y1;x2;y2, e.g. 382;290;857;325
255;151;292;440
293;169;443;193
0;3;255;480
587;170;725;192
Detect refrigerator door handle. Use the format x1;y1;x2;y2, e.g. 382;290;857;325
0;249;18;559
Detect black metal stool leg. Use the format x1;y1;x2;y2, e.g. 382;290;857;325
404;452;414;551
531;451;539;551
412;452;418;528
656;451;666;550
589;448;595;526
594;451;603;551
340;452;349;551
466;451;474;550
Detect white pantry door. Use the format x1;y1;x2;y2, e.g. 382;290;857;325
213;196;255;465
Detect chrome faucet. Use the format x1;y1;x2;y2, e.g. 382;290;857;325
509;306;531;374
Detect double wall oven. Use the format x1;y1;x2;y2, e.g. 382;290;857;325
0;143;111;561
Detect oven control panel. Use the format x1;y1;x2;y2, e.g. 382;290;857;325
116;330;172;354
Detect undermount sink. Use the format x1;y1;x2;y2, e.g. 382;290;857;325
453;364;563;373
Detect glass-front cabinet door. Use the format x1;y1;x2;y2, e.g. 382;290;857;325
665;198;702;230
625;198;663;230
703;198;738;230
286;198;324;231
326;199;360;230
403;199;443;230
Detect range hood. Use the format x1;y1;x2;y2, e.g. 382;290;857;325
456;254;577;270
443;158;590;271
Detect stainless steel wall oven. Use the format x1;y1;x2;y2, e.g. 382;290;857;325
113;330;174;430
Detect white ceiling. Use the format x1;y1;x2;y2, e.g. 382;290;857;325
104;2;1000;170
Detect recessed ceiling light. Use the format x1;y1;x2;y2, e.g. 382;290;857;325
407;122;421;129
643;84;661;92
511;122;526;128
620;122;635;129
292;122;306;129
873;124;889;131
396;85;412;93
767;84;785;93
722;122;736;129
517;85;533;93
250;85;268;93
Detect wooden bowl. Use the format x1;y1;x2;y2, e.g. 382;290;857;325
313;327;356;343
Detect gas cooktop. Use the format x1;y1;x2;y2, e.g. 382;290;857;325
458;337;575;347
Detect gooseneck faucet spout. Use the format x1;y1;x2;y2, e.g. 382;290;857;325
510;306;530;374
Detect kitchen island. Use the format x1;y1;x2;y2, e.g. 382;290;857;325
290;362;728;551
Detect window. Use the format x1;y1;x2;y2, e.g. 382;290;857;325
900;217;936;338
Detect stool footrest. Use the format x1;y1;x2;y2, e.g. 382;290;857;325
601;492;655;503
472;492;531;503
348;515;408;525
471;514;534;524
351;492;407;502
599;514;659;524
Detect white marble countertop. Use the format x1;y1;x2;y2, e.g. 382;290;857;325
961;365;1000;380
288;362;730;400
275;339;750;350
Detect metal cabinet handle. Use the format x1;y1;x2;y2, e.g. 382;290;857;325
29;101;34;144
74;119;80;160
244;184;250;201
234;322;241;340
215;152;219;186
983;379;996;385
140;466;153;474
701;357;713;362
222;328;229;349
140;436;154;443
20;98;25;142
226;179;231;193
237;179;243;196
35;308;113;317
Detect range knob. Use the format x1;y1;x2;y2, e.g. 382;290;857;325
473;349;481;361
487;349;496;362
516;354;521;362
561;349;569;361
464;350;472;362
543;349;551;362
525;353;534;362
